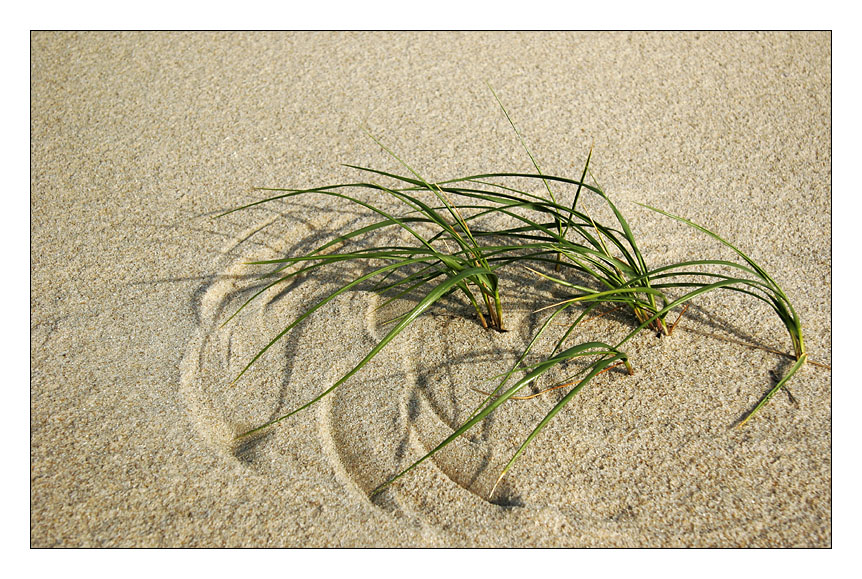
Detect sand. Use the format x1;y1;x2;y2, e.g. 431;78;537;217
30;31;831;547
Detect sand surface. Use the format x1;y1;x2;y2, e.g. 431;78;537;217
31;31;831;547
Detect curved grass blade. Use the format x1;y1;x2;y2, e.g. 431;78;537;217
464;302;575;424
370;341;627;497
737;354;808;427
230;257;431;386
638;203;804;358
489;352;630;500
238;267;498;439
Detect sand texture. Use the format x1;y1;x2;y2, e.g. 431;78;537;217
31;31;831;547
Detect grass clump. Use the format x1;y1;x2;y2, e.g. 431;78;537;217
219;90;812;501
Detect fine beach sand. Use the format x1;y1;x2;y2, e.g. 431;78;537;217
31;31;831;547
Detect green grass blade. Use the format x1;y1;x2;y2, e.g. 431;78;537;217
237;267;497;438
638;203;803;357
487;83;559;213
465;303;574;423
230;257;429;386
370;341;623;497
489;353;628;499
737;354;808;427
